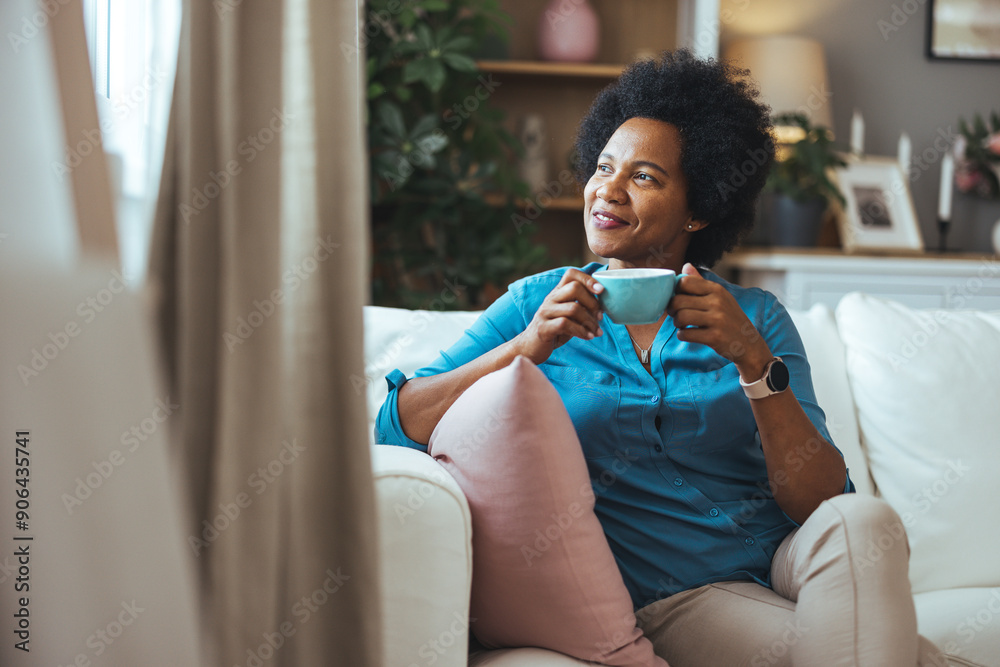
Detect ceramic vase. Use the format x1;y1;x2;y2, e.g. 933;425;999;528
538;0;600;62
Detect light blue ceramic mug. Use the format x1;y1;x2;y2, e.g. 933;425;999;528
593;268;682;325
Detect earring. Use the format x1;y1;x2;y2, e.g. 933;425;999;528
687;224;694;230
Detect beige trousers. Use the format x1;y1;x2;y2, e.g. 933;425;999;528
635;494;950;666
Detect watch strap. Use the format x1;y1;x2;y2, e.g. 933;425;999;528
739;357;785;399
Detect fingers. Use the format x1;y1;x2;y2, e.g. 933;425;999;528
680;262;702;277
670;306;722;330
544;301;603;337
667;294;712;314
553;269;604;316
541;314;601;341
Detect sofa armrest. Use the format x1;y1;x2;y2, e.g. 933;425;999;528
373;445;473;667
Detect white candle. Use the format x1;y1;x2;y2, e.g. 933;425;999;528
850;110;865;156
898;132;911;173
939;153;954;221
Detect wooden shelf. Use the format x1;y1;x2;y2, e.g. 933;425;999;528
484;194;584;211
477;60;624;78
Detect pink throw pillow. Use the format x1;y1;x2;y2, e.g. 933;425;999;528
428;356;667;666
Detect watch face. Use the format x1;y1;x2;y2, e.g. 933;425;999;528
766;359;790;392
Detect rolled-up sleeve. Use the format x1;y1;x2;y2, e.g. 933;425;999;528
374;288;530;450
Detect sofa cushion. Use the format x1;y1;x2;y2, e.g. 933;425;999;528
429;356;666;666
835;292;1000;594
787;304;872;495
363;306;481;444
915;588;1000;667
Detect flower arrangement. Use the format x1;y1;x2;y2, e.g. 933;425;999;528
954;111;1000;199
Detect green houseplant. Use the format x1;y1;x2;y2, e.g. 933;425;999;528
366;0;547;309
763;112;846;247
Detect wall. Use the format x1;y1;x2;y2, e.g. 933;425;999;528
721;0;1000;252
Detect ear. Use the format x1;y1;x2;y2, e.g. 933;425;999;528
685;216;708;232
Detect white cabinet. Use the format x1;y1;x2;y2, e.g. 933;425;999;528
719;249;1000;311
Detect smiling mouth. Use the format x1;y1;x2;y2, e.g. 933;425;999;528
593;210;629;229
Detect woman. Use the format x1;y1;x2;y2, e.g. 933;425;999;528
377;50;943;666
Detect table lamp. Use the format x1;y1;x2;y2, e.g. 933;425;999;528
723;35;834;143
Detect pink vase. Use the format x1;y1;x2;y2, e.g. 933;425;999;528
537;0;600;63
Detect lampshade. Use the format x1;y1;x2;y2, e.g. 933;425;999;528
724;36;834;136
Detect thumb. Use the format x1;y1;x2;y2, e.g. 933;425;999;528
681;262;701;277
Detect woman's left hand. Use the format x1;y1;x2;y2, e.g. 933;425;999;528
667;263;772;378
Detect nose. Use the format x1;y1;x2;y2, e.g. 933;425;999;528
595;173;627;204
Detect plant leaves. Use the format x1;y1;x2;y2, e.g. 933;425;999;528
403;57;447;92
442;52;478;72
410;113;440;138
376;102;407;140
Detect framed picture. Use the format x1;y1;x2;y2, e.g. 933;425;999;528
834;157;925;253
927;0;1000;62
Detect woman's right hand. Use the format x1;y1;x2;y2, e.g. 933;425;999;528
513;268;605;364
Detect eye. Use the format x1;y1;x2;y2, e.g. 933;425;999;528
636;172;656;182
597;164;612;173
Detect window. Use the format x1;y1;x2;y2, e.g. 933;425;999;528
81;0;180;281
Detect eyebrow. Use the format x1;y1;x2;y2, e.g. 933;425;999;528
598;153;669;176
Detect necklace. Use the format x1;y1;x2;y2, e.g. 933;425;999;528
626;329;652;365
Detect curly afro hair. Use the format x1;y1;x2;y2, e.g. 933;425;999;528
574;49;774;268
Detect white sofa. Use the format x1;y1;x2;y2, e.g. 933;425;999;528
365;295;1000;667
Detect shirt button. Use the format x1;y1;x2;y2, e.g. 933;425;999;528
654;416;662;429
673;478;683;486
650;395;659;404
745;537;755;546
654;444;663;453
709;508;720;517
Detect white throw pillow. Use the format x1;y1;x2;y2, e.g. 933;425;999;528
362;306;481;443
788;304;873;495
835;292;1000;594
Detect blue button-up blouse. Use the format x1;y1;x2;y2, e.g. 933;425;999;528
376;263;853;610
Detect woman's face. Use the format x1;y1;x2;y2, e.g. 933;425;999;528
583;117;705;271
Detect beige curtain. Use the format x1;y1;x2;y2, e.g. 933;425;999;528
149;0;381;664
